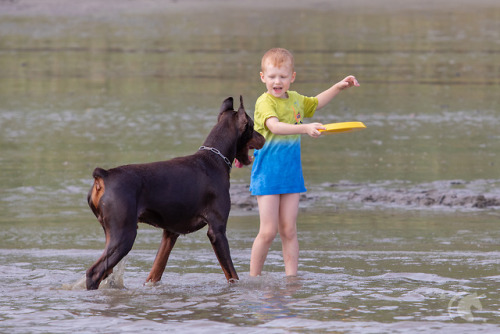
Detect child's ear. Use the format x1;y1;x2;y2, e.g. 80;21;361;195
291;72;296;83
260;71;265;83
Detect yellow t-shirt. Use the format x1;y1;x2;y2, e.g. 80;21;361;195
250;91;318;195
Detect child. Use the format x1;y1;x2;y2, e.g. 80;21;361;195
249;48;359;277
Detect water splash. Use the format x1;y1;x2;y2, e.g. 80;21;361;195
62;258;127;290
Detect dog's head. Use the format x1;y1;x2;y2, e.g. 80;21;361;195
218;96;265;168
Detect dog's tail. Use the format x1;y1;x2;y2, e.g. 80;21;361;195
88;167;109;215
92;167;109;179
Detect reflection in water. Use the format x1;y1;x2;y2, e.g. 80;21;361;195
1;0;500;332
242;276;304;322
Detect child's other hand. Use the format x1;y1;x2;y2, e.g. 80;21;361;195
305;123;325;138
336;75;360;90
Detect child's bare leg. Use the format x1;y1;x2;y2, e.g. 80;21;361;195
250;195;280;276
278;193;300;276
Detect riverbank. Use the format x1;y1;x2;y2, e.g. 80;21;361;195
1;0;499;18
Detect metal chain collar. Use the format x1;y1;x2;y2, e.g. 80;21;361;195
199;146;232;170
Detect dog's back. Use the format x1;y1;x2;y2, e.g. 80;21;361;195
88;154;230;232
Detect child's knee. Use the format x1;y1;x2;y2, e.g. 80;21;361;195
258;230;278;244
279;225;297;241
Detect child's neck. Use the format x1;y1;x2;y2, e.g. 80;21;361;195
269;91;289;99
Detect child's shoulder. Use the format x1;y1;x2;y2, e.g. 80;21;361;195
256;92;277;108
256;92;270;103
287;91;306;99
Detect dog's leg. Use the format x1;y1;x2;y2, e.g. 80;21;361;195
145;229;179;284
86;212;137;290
207;225;239;282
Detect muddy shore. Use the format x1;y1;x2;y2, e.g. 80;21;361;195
230;179;500;212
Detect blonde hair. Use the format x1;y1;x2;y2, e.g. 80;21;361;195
261;48;294;72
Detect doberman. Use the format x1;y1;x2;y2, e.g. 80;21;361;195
86;96;265;290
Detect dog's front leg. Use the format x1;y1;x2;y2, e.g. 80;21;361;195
146;229;179;284
207;225;239;283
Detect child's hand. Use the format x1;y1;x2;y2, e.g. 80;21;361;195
305;123;325;138
336;75;360;90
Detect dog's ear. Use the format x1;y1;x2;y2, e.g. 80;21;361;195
221;97;234;113
237;96;248;131
238;95;244;112
218;97;234;122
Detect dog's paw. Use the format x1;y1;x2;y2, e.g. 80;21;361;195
144;280;162;288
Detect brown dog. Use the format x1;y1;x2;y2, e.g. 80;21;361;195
86;96;265;290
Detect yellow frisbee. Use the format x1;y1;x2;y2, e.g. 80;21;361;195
319;121;367;134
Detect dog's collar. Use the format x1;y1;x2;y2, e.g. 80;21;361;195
199;146;232;170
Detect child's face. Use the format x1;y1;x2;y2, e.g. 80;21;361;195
260;60;296;99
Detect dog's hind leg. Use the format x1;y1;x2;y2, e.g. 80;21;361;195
86;212;138;290
145;229;179;284
207;225;239;283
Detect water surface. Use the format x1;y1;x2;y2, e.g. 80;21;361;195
1;1;499;332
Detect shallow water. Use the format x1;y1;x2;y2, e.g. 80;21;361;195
1;1;500;333
2;212;500;333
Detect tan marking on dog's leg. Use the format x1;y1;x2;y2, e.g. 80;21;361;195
146;230;179;283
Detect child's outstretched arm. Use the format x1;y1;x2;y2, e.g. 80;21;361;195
266;117;325;138
316;75;360;110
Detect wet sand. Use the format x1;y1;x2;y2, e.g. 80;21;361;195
230;179;500;212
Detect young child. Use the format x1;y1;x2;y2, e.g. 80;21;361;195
249;48;359;277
